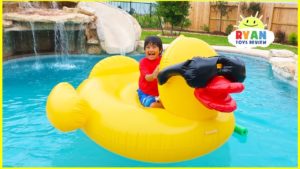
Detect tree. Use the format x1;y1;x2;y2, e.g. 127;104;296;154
156;1;191;36
240;2;261;16
239;2;248;16
211;1;233;33
247;2;261;16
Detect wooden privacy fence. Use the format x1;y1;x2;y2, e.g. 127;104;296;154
269;5;298;35
208;4;238;33
188;2;298;38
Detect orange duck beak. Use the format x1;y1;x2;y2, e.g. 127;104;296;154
194;76;245;112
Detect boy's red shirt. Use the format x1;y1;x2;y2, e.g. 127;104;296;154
139;56;161;96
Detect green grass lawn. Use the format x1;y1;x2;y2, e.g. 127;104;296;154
141;30;298;54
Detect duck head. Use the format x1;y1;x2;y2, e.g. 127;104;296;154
158;56;246;113
157;36;245;120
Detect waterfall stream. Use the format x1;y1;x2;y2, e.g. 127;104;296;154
7;1;89;66
77;23;86;54
54;22;69;56
19;2;42;69
29;22;38;56
51;2;58;9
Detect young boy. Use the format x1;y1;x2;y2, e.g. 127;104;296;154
137;36;164;108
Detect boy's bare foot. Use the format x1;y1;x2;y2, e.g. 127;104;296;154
150;102;164;108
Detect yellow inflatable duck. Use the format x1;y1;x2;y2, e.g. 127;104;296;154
46;36;245;163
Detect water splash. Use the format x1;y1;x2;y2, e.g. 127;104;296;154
50;62;77;70
32;61;44;70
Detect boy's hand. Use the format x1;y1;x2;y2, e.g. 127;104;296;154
152;66;159;79
145;66;160;81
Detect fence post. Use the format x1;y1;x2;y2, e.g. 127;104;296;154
150;3;152;26
269;3;275;31
150;3;152;17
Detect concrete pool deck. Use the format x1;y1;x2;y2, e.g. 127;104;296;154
138;41;298;87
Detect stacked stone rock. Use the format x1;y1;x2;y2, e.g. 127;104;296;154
3;2;142;58
269;49;298;84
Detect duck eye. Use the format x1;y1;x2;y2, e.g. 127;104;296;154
254;20;256;24
246;20;249;23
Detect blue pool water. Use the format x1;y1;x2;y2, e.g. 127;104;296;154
3;53;297;167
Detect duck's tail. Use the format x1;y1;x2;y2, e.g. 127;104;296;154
46;82;90;132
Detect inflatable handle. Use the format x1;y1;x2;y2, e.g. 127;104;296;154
234;124;248;136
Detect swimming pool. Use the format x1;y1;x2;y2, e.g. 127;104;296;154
3;53;297;167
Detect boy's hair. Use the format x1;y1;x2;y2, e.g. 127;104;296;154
144;36;163;54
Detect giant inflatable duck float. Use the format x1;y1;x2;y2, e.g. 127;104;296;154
46;35;246;163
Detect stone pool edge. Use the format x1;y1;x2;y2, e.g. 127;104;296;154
212;46;298;87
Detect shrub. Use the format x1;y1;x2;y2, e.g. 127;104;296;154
133;14;160;29
288;32;298;45
202;24;210;32
225;24;233;35
275;30;286;43
129;8;135;15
